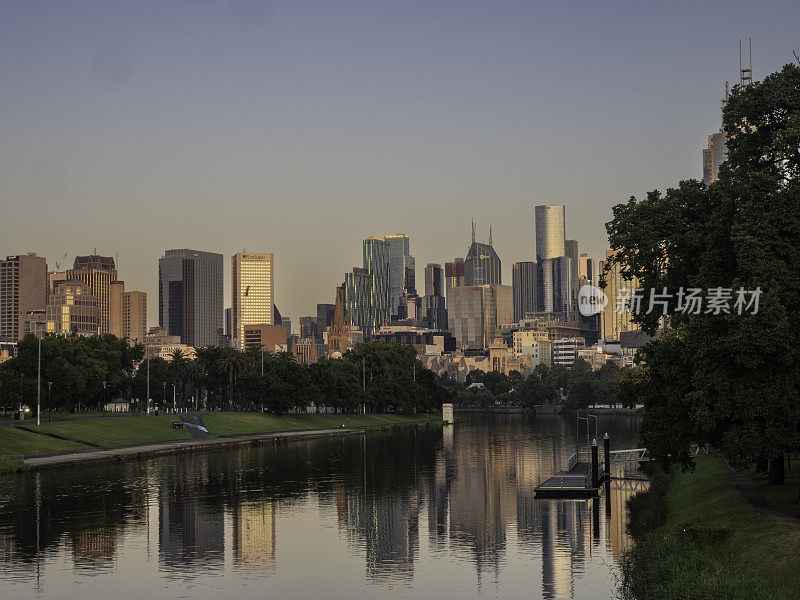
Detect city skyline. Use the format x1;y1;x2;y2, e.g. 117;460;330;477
2;2;798;321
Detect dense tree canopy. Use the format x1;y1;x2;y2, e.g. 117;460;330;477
605;63;800;479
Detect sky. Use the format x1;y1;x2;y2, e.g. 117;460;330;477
1;1;799;327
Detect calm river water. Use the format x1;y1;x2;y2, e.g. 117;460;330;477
0;413;643;600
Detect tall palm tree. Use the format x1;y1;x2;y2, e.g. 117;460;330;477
194;346;220;409
217;347;243;409
168;348;189;410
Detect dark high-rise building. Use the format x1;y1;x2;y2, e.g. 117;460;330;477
344;267;374;336
565;239;579;297
299;316;318;340
0;253;47;341
512;261;537;322
158;249;223;348
384;235;413;319
362;237;390;333
464;242;501;286
316;303;335;342
421;263;447;330
424;264;443;298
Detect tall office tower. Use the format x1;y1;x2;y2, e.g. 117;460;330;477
404;257;416;295
344;267;375;336
600;250;640;342
67;255;117;336
299;316;318;340
0;253;47;341
447;284;512;350
385;235;413;318
535;205;566;261
363;237;390;332
419;295;447;330
46;280;100;336
512;261;537;322
565;239;579;295
703;129;728;186
231;253;274;350
424;264;443;297
122;291;147;344
109;280;125;337
444;259;465;293
535;205;567;315
281;317;292;342
158;249;223;348
578;253;596;287
464;225;501;286
316;303;335;340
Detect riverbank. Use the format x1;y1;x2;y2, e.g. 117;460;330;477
622;455;800;599
0;413;442;472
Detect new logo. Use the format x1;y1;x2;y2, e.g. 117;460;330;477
577;285;608;316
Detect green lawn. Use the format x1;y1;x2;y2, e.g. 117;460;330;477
623;455;800;599
0;426;89;457
203;412;441;437
23;415;192;447
750;457;800;519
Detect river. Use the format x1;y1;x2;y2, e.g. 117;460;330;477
0;413;643;599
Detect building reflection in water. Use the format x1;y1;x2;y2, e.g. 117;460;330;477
0;414;644;599
232;500;276;572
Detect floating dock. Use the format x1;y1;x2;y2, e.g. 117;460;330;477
535;455;598;498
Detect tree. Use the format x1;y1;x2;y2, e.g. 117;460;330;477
606;63;800;480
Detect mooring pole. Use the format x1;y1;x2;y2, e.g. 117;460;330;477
591;438;599;488
604;432;611;482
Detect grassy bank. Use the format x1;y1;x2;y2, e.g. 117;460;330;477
203;413;441;436
0;426;88;456
0;413;442;459
623;455;800;599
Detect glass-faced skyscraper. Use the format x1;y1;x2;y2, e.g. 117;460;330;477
385;234;414;318
158;249;223;348
363;237;390;332
232;253;274;350
464;242;501;286
512;261;537;322
67;255;117;336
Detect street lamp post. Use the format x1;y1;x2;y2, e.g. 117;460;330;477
102;381;107;416
146;336;150;414
36;335;41;426
173;383;176;414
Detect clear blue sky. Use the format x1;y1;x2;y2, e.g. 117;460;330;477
1;1;798;324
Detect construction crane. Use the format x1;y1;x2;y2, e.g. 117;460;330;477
55;252;68;271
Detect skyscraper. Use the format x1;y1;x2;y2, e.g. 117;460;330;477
46;280;99;336
565;239;579;296
444;259;465;294
464;240;501;286
0;253;47;341
512;261;537;322
122;290;147;344
535;205;566;262
420;263;447;330
424;264;443;297
385;234;413;318
535;205;569;316
158;249;223;348
231;253;274;350
578;253;596;287
448;284;512;350
362;236;390;332
67;255;117;335
344;267;374;336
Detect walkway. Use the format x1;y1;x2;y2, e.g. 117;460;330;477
23;427;361;470
179;413;212;439
728;465;800;529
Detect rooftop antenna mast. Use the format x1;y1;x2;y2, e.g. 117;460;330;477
489;224;493;246
739;38;752;88
471;219;476;245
